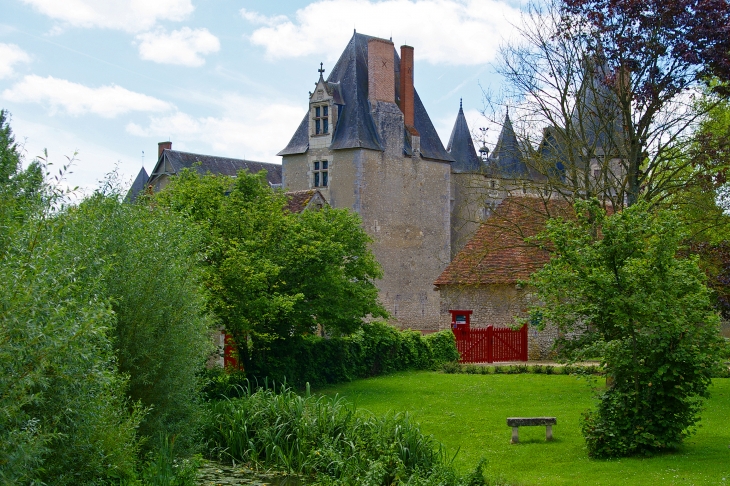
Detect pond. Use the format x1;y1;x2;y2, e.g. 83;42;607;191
197;461;305;486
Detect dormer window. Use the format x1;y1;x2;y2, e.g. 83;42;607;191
314;105;329;135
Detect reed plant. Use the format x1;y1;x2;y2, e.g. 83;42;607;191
203;383;491;485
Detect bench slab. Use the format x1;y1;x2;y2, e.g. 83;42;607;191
507;417;557;444
507;417;556;427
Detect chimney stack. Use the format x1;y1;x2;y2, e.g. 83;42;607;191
158;141;172;159
399;45;415;129
367;38;395;103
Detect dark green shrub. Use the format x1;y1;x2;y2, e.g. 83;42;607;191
248;323;459;388
424;330;460;365
545;365;555;375
442;362;462;374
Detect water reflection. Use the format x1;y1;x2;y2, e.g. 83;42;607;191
197;461;304;486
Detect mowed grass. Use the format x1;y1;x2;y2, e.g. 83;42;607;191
317;372;730;485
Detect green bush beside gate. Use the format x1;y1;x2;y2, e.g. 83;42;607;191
206;322;459;393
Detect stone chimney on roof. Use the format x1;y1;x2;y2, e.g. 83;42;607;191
158;141;172;159
399;45;420;157
367;38;395;103
399;45;416;131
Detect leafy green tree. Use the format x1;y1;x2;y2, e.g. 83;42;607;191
0;112;142;484
60;190;214;453
527;200;723;457
154;169;386;370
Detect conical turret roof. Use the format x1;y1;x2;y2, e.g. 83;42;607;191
447;100;482;172
125;166;149;202
490;111;528;177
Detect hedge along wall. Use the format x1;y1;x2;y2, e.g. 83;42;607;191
247;322;459;387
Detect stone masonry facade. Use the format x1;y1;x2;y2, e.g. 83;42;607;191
438;284;560;360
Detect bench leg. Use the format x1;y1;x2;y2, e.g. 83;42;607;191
511;427;519;444
546;424;553;441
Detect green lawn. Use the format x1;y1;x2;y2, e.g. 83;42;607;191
317;372;730;485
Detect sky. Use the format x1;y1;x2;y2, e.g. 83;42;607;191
0;0;524;194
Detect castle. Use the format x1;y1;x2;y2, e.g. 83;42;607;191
279;32;564;335
132;32;620;356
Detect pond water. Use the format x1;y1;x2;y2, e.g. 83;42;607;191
197;461;305;486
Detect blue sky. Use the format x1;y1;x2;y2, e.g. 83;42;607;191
0;0;523;193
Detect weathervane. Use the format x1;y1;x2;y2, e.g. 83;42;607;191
479;127;490;162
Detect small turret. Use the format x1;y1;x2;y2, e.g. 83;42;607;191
446;99;482;172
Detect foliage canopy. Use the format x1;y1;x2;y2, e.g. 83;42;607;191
528;200;723;457
154;169;387;370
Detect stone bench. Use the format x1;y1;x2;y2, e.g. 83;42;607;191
506;417;556;444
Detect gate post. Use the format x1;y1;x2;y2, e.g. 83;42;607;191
520;324;528;361
487;325;493;363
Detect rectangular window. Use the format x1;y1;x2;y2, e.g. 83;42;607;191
313;104;329;135
313;160;329;188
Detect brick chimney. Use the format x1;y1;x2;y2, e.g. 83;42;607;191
399;45;415;129
367;38;395;103
158;141;172;159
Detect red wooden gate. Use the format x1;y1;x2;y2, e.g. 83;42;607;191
453;325;528;363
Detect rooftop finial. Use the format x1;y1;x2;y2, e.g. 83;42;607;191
460;98;463;109
318;62;325;77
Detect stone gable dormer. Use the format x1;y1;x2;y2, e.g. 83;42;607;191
309;64;343;149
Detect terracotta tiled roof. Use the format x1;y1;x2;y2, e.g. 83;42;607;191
435;196;575;286
285;189;326;213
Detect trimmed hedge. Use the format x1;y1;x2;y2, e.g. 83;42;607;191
215;322;458;390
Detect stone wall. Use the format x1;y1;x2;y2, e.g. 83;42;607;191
282;144;451;331
437;283;560;360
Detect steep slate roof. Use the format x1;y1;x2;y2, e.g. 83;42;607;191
153;149;282;186
447;101;483;172
434;197;575;286
278;32;453;163
572;61;624;156
285;189;327;213
488;112;529;177
125;166;149;202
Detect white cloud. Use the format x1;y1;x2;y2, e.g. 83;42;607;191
240;9;289;27
0;43;31;79
126;94;304;163
136;27;221;67
20;0;194;33
2;75;173;117
10;116;142;198
240;0;521;65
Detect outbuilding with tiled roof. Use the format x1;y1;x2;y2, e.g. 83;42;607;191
434;196;576;359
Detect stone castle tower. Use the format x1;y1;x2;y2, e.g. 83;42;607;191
279;33;455;330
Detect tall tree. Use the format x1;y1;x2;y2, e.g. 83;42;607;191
0;113;142;484
527;200;723;457
155;169;386;370
492;0;730;208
